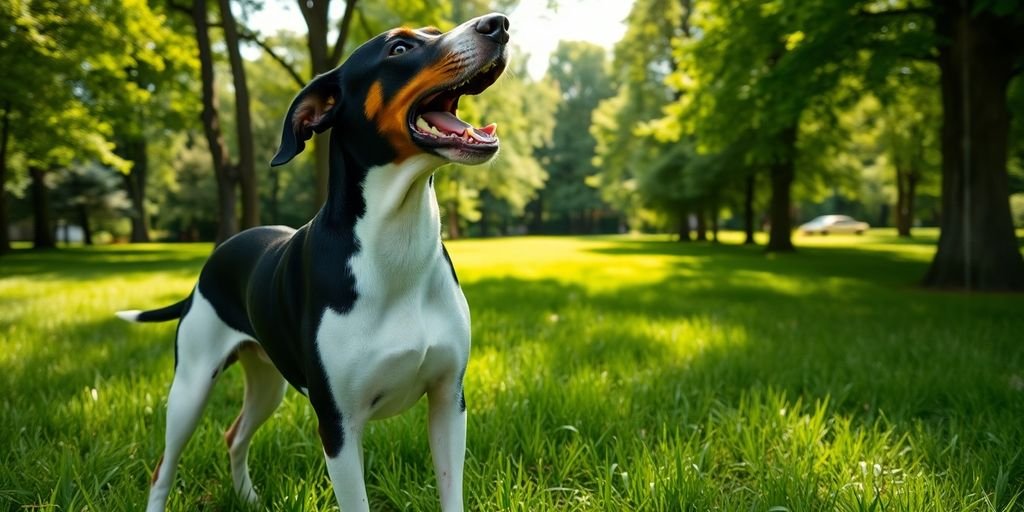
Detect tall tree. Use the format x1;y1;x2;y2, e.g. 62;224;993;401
922;0;1024;290
219;0;259;229
536;41;614;234
189;0;239;243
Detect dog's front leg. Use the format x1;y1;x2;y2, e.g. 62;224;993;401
428;377;467;512
323;423;369;512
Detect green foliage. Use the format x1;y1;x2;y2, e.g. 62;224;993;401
2;235;1024;509
536;41;615;226
590;0;687;230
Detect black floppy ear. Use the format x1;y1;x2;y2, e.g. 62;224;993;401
271;72;342;167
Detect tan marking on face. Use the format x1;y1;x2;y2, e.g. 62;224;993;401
389;27;418;39
365;81;383;120
370;55;461;161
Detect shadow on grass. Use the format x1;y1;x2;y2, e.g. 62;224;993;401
0;245;209;281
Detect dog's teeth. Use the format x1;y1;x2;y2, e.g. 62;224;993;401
416;117;430;132
428;125;445;137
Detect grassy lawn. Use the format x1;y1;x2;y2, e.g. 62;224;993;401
1;230;1023;511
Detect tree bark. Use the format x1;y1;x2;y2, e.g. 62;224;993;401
0;103;10;254
30;167;54;249
219;0;259;229
766;126;797;253
743;173;757;245
119;137;151;242
193;0;239;245
923;1;1024;290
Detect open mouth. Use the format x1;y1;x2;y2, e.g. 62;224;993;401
408;56;506;159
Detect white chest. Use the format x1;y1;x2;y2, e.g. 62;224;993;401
314;260;470;422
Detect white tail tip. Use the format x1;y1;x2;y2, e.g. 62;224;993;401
115;310;142;322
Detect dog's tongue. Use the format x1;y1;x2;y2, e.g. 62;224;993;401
422;111;498;142
422;111;469;135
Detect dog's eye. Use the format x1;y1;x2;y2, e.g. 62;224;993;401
390;43;411;56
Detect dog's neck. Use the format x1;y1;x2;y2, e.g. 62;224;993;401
316;136;445;285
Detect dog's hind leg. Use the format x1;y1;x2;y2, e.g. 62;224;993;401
224;343;287;504
146;291;243;512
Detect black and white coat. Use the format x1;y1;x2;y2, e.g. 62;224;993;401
119;13;510;512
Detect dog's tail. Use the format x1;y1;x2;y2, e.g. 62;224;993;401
116;298;189;323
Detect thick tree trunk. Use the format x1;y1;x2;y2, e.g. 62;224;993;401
677;207;691;242
766;127;797;253
219;0;259;229
744;173;756;245
78;204;93;245
193;0;238;245
0;103;10;254
119;137;151;242
924;2;1024;290
30;167;54;249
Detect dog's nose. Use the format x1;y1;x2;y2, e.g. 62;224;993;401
475;14;510;44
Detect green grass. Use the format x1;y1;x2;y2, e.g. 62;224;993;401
2;230;1023;511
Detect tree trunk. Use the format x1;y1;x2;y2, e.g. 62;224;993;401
0;103;10;254
743;173;756;245
298;0;358;211
193;0;238;245
695;208;708;241
924;2;1024;290
895;167;918;237
119;137;151;242
78;204;93;245
677;207;691;242
219;0;259;229
766;127;797;253
30;167;54;249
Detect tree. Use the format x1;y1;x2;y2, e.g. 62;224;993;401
0;0;133;249
52;164;131;245
219;0;259;229
590;0;691;235
535;41;614;234
922;0;1024;290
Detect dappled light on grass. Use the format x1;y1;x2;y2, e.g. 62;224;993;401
1;233;1022;510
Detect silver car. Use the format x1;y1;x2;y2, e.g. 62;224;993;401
799;215;870;235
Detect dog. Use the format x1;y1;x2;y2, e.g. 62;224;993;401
117;13;509;512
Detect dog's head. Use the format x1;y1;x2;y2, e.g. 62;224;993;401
271;13;509;169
